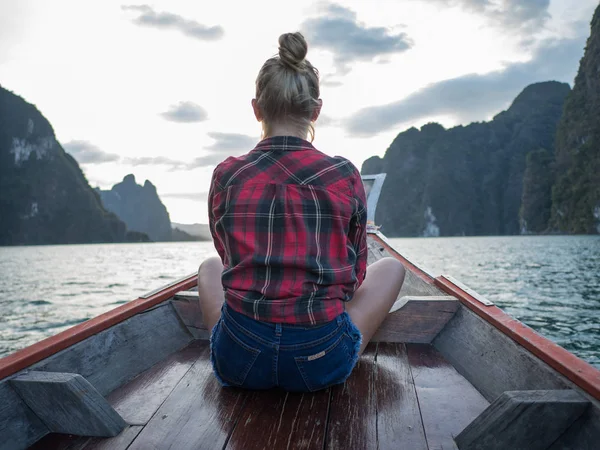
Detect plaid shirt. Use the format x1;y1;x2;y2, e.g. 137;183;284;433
208;136;367;325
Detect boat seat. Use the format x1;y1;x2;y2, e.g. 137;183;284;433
455;389;590;450
171;292;459;344
10;371;126;437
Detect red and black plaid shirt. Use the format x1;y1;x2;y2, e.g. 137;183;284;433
208;136;367;325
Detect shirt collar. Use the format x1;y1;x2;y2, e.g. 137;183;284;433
253;135;315;152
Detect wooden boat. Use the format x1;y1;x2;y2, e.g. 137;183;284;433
0;174;599;450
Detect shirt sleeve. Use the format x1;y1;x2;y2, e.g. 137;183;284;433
348;167;368;289
208;166;226;261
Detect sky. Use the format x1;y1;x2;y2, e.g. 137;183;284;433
0;0;597;224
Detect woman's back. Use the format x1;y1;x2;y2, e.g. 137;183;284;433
209;135;367;325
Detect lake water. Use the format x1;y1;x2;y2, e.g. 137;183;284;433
0;236;599;369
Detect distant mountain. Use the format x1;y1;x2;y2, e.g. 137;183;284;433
97;175;172;242
171;222;211;241
548;5;600;234
0;85;148;245
362;81;570;236
171;227;203;242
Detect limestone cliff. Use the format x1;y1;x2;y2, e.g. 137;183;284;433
97;175;173;242
362;82;570;236
549;5;600;234
0;85;146;245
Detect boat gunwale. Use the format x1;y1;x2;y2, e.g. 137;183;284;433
0;274;198;381
371;233;600;402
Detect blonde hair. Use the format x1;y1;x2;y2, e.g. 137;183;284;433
255;32;320;141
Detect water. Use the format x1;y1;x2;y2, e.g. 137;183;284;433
0;242;217;357
0;236;598;369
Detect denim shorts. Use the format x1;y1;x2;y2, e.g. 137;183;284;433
210;303;362;392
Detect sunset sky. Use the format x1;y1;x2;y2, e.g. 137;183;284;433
0;0;597;223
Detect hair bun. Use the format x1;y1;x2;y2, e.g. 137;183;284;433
278;32;308;71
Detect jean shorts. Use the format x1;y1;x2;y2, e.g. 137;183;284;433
210;303;362;392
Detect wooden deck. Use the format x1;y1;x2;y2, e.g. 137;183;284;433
31;339;490;450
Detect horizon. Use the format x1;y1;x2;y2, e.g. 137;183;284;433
1;0;597;223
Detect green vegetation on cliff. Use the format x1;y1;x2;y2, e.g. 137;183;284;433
549;5;600;234
0;85;149;245
520;148;555;233
362;81;570;236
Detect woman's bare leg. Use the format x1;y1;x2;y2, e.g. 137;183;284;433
197;256;225;331
346;257;406;354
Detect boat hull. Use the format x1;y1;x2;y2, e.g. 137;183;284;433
0;233;598;449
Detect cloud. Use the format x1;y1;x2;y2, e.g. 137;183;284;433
124;156;186;170
160;101;208;123
499;0;550;30
428;0;551;33
161;192;209;201
190;132;258;168
120;132;257;171
122;5;224;41
204;132;257;152
63;140;119;164
320;75;344;87
302;2;412;74
344;33;586;137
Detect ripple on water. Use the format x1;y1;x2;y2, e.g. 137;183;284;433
110;300;128;305
19;318;91;333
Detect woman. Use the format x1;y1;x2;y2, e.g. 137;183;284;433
199;32;405;392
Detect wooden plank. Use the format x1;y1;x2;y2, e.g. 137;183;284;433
28;433;92;450
171;298;209;339
433;306;573;402
373;297;459;344
456;390;589;450
185;326;209;339
548;406;600;450
435;275;600;401
84;425;143;450
174;291;200;299
30;426;143;450
407;344;489;450
0;274;197;381
128;341;248;450
388;295;456;313
0;383;49;450
376;343;427;450
326;343;377;450
10;371;126;437
106;341;204;425
226;389;330;449
367;238;386;265
31;303;193;396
